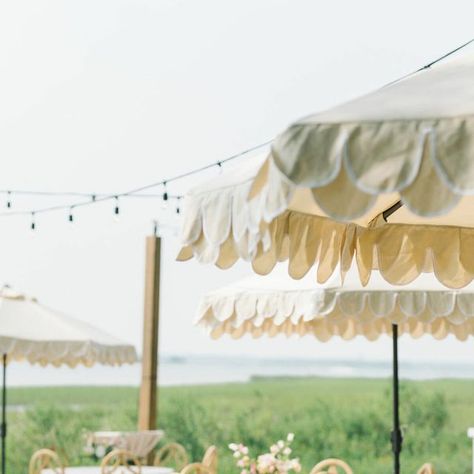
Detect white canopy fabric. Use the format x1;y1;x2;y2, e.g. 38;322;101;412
197;266;474;342
180;41;474;289
0;287;137;367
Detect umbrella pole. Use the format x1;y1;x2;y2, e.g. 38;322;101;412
391;324;402;474
1;354;6;474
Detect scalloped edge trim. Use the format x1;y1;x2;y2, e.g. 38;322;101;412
0;337;138;367
197;292;474;341
197;313;473;342
198;288;474;323
268;117;474;221
178;209;474;289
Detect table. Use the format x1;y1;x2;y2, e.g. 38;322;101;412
43;466;174;474
87;431;164;458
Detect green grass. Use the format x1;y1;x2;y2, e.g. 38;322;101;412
6;377;474;473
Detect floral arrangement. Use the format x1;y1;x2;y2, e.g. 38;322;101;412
229;433;301;474
82;433;112;460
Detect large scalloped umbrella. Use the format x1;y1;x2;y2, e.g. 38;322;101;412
179;40;474;290
177;145;474;474
196;266;474;473
0;286;138;474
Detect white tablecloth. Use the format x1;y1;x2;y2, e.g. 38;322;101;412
43;467;173;474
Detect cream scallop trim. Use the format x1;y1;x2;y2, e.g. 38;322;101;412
268;117;474;220
178;205;474;289
197;287;474;341
0;337;138;367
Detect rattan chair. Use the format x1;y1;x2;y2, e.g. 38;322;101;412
29;448;65;474
417;463;436;474
154;443;189;471
310;458;354;474
201;446;217;474
100;449;142;474
180;464;213;474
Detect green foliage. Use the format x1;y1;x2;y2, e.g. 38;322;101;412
5;378;474;474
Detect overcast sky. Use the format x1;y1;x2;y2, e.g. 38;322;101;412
1;0;474;374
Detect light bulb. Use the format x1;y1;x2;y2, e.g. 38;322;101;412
161;183;169;210
114;196;120;222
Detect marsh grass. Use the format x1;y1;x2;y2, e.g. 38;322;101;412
6;377;474;473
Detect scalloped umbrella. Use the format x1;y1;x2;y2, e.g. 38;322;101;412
0;286;138;474
177;147;474;474
179;40;474;292
197;266;474;473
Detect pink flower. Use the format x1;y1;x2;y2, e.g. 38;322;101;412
257;453;277;473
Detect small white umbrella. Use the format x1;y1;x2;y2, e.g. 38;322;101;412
0;286;138;474
196;266;474;472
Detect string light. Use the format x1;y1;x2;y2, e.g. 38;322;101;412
176;196;182;215
161;182;169;210
0;138;273;227
0;39;469;231
114;196;120;220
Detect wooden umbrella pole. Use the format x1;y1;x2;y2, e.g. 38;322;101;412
138;235;161;437
391;324;402;474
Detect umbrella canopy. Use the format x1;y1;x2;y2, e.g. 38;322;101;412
0;286;137;366
179;41;474;289
196;266;473;473
0;286;138;474
197;265;474;341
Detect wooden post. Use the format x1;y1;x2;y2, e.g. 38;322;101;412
138;235;161;432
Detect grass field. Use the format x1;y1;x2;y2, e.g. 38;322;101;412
7;377;474;473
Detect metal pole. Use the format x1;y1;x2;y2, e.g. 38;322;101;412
1;354;7;474
391;324;402;474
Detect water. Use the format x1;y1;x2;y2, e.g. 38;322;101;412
6;355;474;387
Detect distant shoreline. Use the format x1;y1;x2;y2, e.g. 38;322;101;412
8;356;474;387
8;373;474;391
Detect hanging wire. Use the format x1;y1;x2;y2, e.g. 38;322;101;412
0;37;472;226
0;138;272;220
382;37;474;88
